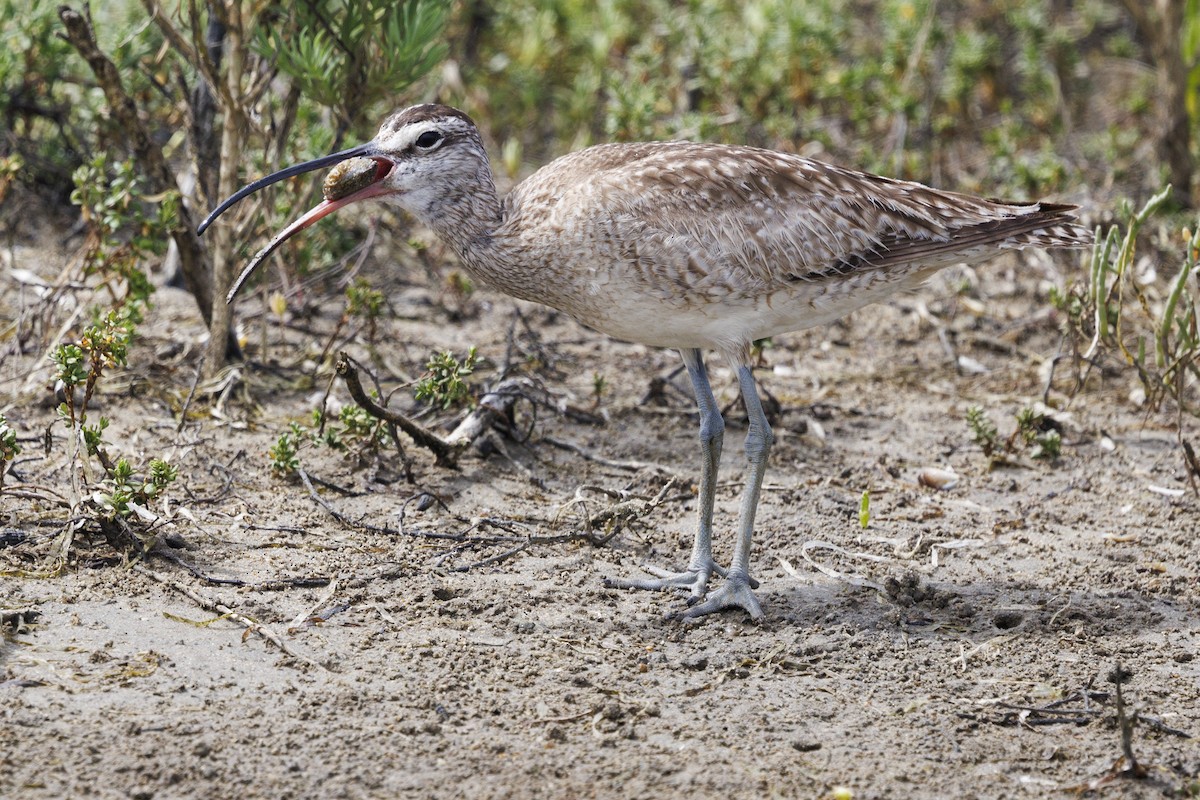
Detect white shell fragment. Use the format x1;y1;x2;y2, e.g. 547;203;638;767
918;467;960;490
957;355;989;375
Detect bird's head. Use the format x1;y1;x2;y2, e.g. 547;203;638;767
199;104;490;303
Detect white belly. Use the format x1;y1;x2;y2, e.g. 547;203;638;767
563;263;939;354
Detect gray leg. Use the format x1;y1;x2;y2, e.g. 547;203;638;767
604;348;726;599
678;363;772;621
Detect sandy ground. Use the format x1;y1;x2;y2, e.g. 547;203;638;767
2;232;1198;799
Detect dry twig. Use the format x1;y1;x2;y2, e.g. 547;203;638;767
133;564;330;671
152;546;330;590
297;467;391;536
336;352;464;467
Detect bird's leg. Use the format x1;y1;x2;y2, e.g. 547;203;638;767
678;364;772;621
604;348;726;599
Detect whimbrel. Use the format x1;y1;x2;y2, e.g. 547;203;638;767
200;104;1090;621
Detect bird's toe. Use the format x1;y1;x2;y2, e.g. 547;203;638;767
604;563;715;599
673;574;763;622
710;562;761;589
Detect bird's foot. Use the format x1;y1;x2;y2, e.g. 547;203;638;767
604;561;761;602
605;560;722;600
674;571;764;622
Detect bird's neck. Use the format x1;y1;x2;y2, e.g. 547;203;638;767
419;172;542;303
418;166;502;256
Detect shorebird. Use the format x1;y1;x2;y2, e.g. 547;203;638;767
200;103;1090;621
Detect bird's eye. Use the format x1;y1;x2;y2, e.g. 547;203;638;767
415;131;443;150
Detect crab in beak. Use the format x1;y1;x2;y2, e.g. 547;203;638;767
197;147;395;303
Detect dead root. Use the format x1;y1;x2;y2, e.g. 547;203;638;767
336;351;538;469
336;352;465;468
559;476;684;541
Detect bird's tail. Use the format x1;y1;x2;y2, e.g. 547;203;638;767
997;201;1092;250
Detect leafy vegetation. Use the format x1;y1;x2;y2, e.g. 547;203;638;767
50;154;174;435
27;160;182;556
91;457;179;523
70;156;177;308
269;423;305;477
343;278;386;343
447;0;1179;199
0;0;90;200
318;404;393;460
0;413;19;493
256;0;449;135
966;405;1000;459
415;348;479;410
967;405;1063;464
1050;187;1199;420
268;404;396;477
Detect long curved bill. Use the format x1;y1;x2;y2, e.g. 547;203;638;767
223;174;393;303
194;142;395;304
197;144;372;235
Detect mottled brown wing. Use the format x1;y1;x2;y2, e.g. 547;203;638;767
523;141;1086;300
